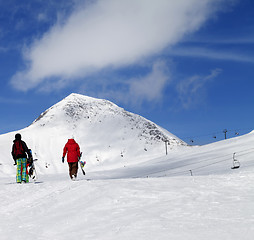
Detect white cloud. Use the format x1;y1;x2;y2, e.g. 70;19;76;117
11;0;229;91
177;68;222;109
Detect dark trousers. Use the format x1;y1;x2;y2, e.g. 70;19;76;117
68;162;78;179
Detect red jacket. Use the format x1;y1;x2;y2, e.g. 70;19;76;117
63;139;81;163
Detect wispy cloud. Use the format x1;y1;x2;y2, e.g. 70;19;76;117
10;0;230;91
0;97;27;104
170;47;254;63
0;46;8;52
75;60;170;106
185;36;254;45
128;60;170;104
176;68;222;109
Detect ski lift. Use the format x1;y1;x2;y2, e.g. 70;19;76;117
231;152;240;169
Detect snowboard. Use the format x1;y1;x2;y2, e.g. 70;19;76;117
27;158;38;181
79;152;86;175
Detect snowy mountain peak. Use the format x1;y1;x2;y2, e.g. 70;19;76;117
33;93;116;125
32;93;184;146
64;92;102;103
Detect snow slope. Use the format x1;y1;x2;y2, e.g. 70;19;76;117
0;93;254;240
0;171;254;240
80;130;254;180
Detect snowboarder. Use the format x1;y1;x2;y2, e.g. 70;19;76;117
62;137;81;180
11;133;32;183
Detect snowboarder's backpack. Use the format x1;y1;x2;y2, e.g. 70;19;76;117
14;140;24;157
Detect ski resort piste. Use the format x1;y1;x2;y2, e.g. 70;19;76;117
0;93;253;240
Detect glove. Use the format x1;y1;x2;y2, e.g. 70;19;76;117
13;160;17;166
62;157;64;163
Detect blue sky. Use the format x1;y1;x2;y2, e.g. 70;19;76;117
0;0;253;145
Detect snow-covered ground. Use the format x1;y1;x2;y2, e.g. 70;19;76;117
0;172;254;240
0;94;253;239
1;131;254;239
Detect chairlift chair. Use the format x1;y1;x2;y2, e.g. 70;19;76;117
231;152;240;169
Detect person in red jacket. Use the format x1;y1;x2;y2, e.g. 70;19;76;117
62;137;81;180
